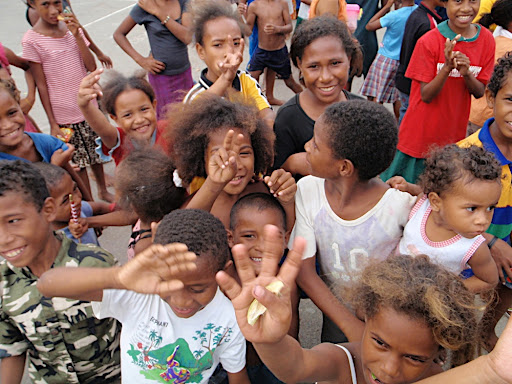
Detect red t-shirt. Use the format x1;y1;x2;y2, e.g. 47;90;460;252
101;120;170;165
398;23;495;158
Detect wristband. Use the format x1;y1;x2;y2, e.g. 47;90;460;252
488;235;499;249
161;15;170;25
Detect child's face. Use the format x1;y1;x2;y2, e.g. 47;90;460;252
111;89;158;144
229;209;287;275
205;128;255;196
196;17;244;82
51;173;82;224
487;72;512;142
432;176;501;239
162;258;219;318
0;192;56;269
361;307;438;384
0;90;26;150
444;0;479;35
296;36;350;105
32;0;63;25
305;116;341;179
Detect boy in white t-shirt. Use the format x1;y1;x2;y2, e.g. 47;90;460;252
37;209;250;384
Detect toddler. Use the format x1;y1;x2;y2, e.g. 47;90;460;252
391;144;501;293
0;160;120;383
291;100;416;344
38;209;250;383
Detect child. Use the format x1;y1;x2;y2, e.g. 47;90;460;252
468;0;512;131
309;0;347;20
78;69;169;166
0;78;93;202
113;0;194;119
273;16;363;178
458;53;512;349
33;162;111;246
23;0;112;202
217;228;481;383
169;94;296;229
361;0;418;119
392;145;501;293
0;160;120;383
381;0;496;184
291;100;416;344
228;193;298;383
394;0;445;124
184;0;274;126
37;209;251;383
115;148;187;258
242;0;303;105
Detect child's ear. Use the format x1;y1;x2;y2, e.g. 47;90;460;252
338;159;355;178
150;221;161;243
109;113;118;124
227;229;235;248
42;197;58;223
485;88;496;110
152;98;158;111
223;259;234;272
196;43;206;61
428;192;442;212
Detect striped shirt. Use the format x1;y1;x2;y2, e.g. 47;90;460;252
22;28;90;125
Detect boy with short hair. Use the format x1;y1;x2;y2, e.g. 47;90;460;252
37;209;250;384
0;160;120;383
243;0;303;103
382;0;496;183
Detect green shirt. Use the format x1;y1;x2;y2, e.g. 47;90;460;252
0;234;121;383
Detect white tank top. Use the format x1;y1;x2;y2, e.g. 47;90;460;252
398;196;485;274
316;344;357;384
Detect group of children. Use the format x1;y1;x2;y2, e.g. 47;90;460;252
1;0;512;382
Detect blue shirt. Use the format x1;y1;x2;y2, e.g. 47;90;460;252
0;132;68;163
379;5;418;60
60;201;99;246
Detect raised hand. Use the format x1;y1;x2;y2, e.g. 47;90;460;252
453;52;471;77
69;217;88;239
218;36;244;83
115;243;197;296
62;12;81;37
444;34;461;71
138;53;166;74
216;225;306;344
51;144;75;166
77;68;104;108
207;129;244;186
264;169;296;205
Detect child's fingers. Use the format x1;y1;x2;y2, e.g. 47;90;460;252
230;133;244;157
157;279;186;296
274;174;296;197
276;237;306;287
214;148;230;169
231;244;257;284
222;129;236;152
259;225;287;278
216;270;243;301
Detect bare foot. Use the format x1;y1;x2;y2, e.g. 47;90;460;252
98;189;115;203
266;97;285;106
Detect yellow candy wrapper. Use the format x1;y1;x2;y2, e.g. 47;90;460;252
57;127;73;143
247;281;284;326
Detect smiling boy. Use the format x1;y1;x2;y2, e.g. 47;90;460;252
0;160;120;383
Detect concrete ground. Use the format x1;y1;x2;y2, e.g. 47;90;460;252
0;1;507;382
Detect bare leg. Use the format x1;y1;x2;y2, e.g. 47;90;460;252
249;70;262;84
77;167;92;199
393;100;401;121
482;284;512;351
91;163;114;203
284;76;303;94
264;69;285;106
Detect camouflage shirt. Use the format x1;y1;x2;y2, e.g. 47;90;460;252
0;234;121;383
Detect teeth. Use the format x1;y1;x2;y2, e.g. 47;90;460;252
457;15;471;20
250;257;262;262
320;86;335;92
2;247;23;258
231;176;242;181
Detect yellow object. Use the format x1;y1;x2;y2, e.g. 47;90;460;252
247;281;285;326
309;0;347;21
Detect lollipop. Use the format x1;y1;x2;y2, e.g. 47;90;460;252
69;194;81;243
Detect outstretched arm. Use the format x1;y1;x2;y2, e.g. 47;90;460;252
37;243;197;302
366;0;394;31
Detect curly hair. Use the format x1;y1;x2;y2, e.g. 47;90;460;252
419;144;501;195
290;15;358;67
229;192;286;230
115;149;187;223
479;0;512;30
154;209;229;274
487;52;512;98
100;70;155;116
0;160;50;211
348;254;479;367
0;78;21;104
188;0;248;45
168;93;274;185
322;100;397;180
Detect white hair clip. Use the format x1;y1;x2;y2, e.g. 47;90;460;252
173;169;183;188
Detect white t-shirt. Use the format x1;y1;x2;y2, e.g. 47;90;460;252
93;288;246;384
290;176;415;287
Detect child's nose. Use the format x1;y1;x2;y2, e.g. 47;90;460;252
319;66;333;82
380;355;401;379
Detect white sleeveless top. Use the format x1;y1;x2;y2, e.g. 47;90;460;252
398;196;485;274
316;344;357;384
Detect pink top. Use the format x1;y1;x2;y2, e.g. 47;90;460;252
22;28;92;125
